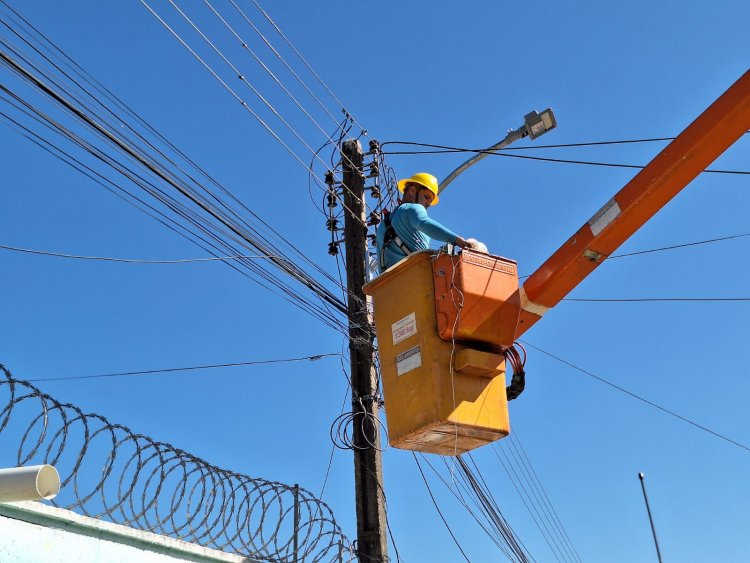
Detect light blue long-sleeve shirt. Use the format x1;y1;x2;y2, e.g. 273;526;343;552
375;203;459;272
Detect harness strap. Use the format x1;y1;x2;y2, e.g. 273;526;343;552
379;206;412;270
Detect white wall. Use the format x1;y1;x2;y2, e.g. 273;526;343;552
0;501;255;563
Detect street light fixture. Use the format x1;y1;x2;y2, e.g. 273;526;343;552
524;108;557;139
439;107;557;194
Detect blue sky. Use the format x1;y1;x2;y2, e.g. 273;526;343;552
1;1;749;561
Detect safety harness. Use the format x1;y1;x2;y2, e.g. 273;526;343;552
379;205;413;271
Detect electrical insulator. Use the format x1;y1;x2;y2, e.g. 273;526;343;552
368;212;381;226
324;170;335;187
370;187;381;199
368;139;380;153
327;191;337;208
328;242;339;256
326;217;339;231
369;162;380;177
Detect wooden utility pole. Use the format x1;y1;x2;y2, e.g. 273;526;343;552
341;139;388;561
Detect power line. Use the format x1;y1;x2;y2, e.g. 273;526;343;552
380;137;676;152
494;435;582;563
504;434;580;563
26;353;339;383
227;0;343;128
140;0;366;220
0;22;353;334
609;232;750;259
518;231;750;280
246;0;371;138
201;0;349;150
138;0;323;177
0;0;332;282
379;140;749;175
420;454;534;562
490;442;575;562
0;243;273;263
491;152;750;175
413;453;472;563
520;340;750;454
455;456;533;562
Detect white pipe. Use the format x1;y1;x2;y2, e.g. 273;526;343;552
0;465;61;502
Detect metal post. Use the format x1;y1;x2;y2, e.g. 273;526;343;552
638;472;664;563
341;139;388;562
293;483;300;563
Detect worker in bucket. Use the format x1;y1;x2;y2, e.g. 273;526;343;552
376;172;479;272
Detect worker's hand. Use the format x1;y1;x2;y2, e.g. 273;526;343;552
455;237;477;250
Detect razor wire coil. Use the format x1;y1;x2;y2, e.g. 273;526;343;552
0;364;354;562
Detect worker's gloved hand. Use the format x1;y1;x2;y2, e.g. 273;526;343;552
455;237;489;254
455;236;475;249
466;238;489;253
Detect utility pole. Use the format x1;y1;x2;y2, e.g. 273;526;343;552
341;139;388;562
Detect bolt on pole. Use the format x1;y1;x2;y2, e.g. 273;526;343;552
638;472;663;563
341;139;388;562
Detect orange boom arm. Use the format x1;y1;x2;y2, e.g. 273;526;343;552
515;70;750;339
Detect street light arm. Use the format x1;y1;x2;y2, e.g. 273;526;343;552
438;108;557;195
438;126;527;194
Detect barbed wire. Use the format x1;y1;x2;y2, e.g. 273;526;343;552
0;363;355;562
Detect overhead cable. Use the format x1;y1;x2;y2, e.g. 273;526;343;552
380;137;676;152
520;340;750;454
490;152;749;175
493;437;582;563
413;453;472;563
0;243;273;263
202;0;347;149
0;0;336;287
140;0;364;218
380;140;749;175
455;456;533;562
609;232;750;259
502;434;581;562
0;19;353;334
26;353;340;383
419;454;534;562
138;0;325;178
246;0;371;137
518;231;750;280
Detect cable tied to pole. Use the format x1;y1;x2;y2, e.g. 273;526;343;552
504;343;527;401
330;395;388;452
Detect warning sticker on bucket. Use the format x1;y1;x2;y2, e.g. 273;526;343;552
395;346;421;376
391;312;417;345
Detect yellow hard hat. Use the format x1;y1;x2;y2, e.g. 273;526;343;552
397;172;440;205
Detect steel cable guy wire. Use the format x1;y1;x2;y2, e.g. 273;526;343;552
0;364;355;562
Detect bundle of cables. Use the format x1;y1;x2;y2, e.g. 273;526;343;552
504;343;527;401
330;396;388;451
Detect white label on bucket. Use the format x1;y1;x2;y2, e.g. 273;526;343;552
396;346;421;376
392;312;417;345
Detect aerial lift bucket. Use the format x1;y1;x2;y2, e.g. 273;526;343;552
363;69;750;455
363;249;521;455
